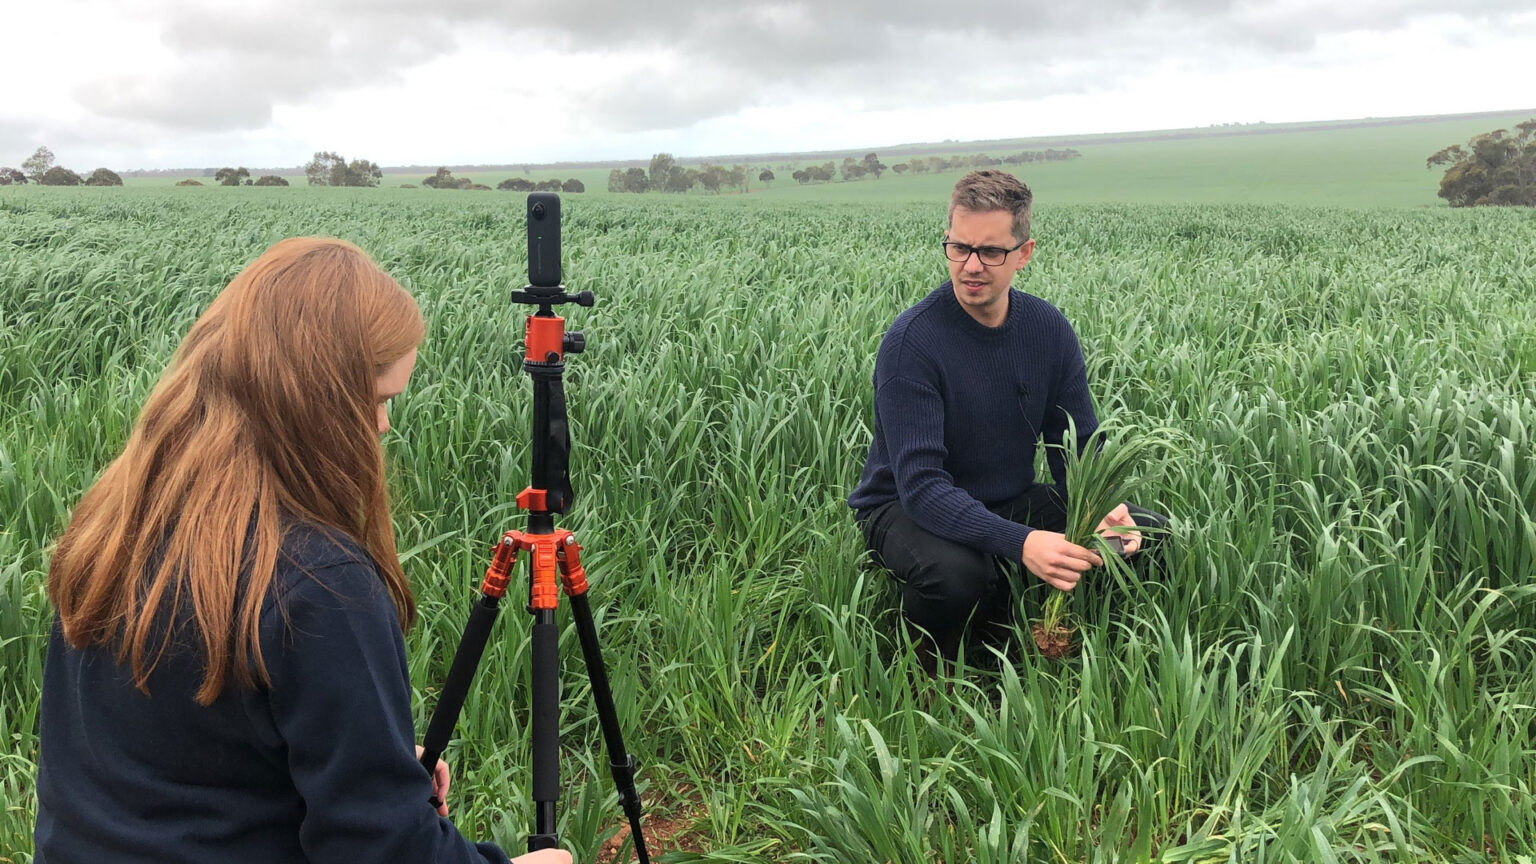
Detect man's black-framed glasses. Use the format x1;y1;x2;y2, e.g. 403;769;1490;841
942;238;1026;267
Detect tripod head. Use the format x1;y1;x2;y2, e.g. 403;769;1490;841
509;193;592;519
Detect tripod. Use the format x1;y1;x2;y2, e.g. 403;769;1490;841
418;205;650;860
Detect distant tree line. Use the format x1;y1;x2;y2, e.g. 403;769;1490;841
205;167;285;186
607;154;755;194
0;146;346;190
782;153;889;184
1427;119;1536;207
792;162;837;185
2;143;1084;194
891;148;1081;176
420;167;583;192
187;151;382;188
780;148;1081;185
0;147;122;186
495;176;585;193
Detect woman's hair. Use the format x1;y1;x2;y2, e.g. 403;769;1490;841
48;237;424;704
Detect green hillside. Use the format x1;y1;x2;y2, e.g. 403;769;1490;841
745;110;1536;206
114;109;1535;206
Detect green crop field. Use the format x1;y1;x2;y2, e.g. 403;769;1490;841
2;187;1535;862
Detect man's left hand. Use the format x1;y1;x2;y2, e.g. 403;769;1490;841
1095;503;1142;556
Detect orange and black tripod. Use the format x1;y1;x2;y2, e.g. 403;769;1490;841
419;193;649;860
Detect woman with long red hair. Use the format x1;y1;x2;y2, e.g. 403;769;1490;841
35;238;570;864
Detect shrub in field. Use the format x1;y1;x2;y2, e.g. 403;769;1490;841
562;178;584;193
498;177;534;192
1;167;29;184
39;167;83;186
252;175;289;186
175;179;203;186
85;168;123;186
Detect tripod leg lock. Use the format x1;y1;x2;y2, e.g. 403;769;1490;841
480;534;519;598
555;533;589;596
609;755;642;813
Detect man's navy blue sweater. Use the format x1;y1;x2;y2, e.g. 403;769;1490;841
848;282;1098;560
34;525;506;864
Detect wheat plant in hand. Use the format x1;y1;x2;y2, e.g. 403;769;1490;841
1034;417;1175;659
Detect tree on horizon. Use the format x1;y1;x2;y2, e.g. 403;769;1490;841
1427;119;1536;207
22;146;55;183
305;152;382;187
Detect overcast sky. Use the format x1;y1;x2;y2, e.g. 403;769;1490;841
3;0;1532;171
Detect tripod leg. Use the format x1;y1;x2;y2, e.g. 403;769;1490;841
528;608;561;852
420;596;502;807
568;592;651;864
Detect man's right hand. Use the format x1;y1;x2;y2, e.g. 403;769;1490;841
1022;531;1103;591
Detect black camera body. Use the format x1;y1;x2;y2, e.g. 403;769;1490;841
514;193;593;312
527;192;561;290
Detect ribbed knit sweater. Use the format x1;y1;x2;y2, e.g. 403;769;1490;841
848;282;1098;560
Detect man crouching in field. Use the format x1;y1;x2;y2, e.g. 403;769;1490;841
848;170;1166;674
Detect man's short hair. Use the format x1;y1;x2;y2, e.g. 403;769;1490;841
949;170;1033;243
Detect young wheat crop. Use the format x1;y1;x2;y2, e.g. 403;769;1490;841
2;187;1534;861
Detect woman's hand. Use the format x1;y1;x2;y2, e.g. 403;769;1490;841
414;745;451;816
413;747;574;864
511;851;573;864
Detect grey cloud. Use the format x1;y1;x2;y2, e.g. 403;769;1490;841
361;0;1536;126
77;62;277;131
0;111;264;171
66;0;1532;138
576;71;753;134
0;122;52;168
75;0;456;132
1217;0;1535;50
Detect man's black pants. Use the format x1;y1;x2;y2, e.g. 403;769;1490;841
858;484;1168;661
